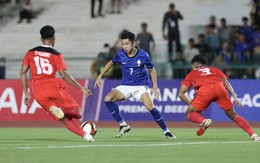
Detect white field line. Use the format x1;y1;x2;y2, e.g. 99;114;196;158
0;141;258;150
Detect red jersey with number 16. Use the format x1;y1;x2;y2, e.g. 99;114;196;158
181;66;228;90
22;45;67;94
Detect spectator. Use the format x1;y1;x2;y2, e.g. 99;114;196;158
171;52;187;79
211;54;231;77
110;0;122;14
97;43;113;78
136;22;155;59
208;15;217;30
17;0;34;23
217;18;235;47
234;32;251;63
240;17;254;43
91;0;103;18
250;0;260;29
162;3;183;62
183;38;199;64
205;24;220;61
195;34;209;61
219;41;233;64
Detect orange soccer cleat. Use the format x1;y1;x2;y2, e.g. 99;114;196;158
197;119;212;136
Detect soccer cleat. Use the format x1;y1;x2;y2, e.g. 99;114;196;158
196;119;212;136
84;133;94;142
165;132;177;139
49;106;64;120
116;125;131;138
251;133;260;141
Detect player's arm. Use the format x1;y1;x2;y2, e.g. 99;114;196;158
221;78;242;107
20;64;30;106
95;60;114;88
149;67;160;99
178;85;191;105
58;70;92;97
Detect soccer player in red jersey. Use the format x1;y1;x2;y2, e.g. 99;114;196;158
20;25;94;142
178;54;260;141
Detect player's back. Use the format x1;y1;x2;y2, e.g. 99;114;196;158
186;66;227;88
22;45;66;93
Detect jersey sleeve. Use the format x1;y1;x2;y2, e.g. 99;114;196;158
144;52;154;69
112;51;121;64
22;52;30;65
181;74;192;88
54;54;67;71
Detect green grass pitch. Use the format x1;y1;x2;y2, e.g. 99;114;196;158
0;127;259;163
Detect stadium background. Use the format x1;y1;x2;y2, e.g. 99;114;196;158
0;0;260;126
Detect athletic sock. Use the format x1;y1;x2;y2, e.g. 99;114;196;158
150;108;168;131
187;112;205;124
234;115;254;136
62;118;85;137
119;122;127;126
105;101;125;124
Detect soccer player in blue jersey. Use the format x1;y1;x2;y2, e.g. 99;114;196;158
95;31;176;139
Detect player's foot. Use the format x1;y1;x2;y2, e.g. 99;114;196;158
251;133;260;141
84;133;94;142
116;125;131;138
49;106;64;120
165;132;177;139
196;119;212;136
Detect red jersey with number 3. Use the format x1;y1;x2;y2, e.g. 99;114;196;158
181;66;228;90
22;45;67;94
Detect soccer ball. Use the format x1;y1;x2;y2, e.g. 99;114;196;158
81;121;97;136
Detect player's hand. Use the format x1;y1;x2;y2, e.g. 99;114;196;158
24;94;31;106
94;76;102;88
234;97;242;107
81;88;92;97
151;88;160;100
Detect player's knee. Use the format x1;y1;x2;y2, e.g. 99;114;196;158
104;95;116;102
49;106;65;120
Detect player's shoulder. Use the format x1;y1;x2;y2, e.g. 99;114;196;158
29;46;61;55
138;49;150;57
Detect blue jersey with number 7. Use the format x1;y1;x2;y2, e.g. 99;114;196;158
112;48;154;86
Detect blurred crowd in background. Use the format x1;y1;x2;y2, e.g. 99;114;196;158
1;0;260;79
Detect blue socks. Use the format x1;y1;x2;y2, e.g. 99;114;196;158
105;101;124;123
150;108;168;131
105;102;168;132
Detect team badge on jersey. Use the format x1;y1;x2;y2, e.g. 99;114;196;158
137;60;141;67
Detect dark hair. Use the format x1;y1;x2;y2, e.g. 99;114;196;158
191;54;207;65
169;3;175;9
120;31;136;42
40;25;55;39
220;18;226;22
141;22;147;27
242;17;248;21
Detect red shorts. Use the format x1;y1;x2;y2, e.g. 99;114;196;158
34;87;81;121
191;82;233;111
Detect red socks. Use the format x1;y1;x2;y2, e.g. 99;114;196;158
234;115;254;136
62;118;85;137
187;112;205;124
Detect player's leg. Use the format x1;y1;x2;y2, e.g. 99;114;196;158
168;36;173;62
51;89;94;142
140;92;176;139
104;87;130;137
216;84;259;141
224;108;259;140
187;86;214;136
186;105;212;136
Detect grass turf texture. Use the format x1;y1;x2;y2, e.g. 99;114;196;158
0;128;259;163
